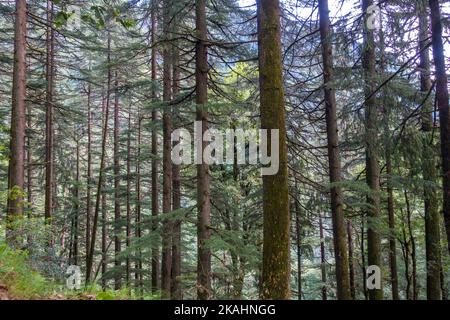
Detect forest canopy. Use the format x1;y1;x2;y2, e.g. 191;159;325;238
0;0;450;301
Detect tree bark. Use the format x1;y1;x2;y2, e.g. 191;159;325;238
318;0;351;300
295;194;302;300
404;190;418;299
171;45;182;300
161;0;173;298
386;150;399;300
86;36;112;283
100;92;107;290
7;0;27;246
113;70;122;290
135;109;143;292
196;0;212;300
419;0;442;300
86;84;92;272
101;179;107;290
400;213;412;299
26;104;32;244
126;107;132;288
73;135;80;265
150;4;160;294
319;213;327;300
347;220;356;299
429;0;450;255
360;219;368;300
256;0;290;300
44;0;55;230
379;12;400;301
362;0;383;300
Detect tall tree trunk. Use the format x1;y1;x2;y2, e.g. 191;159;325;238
73;136;80;265
360;219;368;300
113;71;122;290
86;84;92;272
401;214;412;299
86;36;112;283
101;179;107;290
100;93;107;290
318;0;351;300
171;46;182;300
126;107;132;288
195;0;212;300
386;151;399;299
26;104;32;246
149;4;160;294
429;0;450;255
319;213;327;300
257;0;290;300
135;110;143;292
404;191;418;299
347;220;356;299
295;194;302;300
44;0;54;230
161;0;173;298
379;13;400;301
7;0;27;246
419;0;442;300
228;140;244;300
362;0;383;300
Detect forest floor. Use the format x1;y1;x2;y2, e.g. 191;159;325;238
0;283;13;300
0;282;90;300
0;243;155;300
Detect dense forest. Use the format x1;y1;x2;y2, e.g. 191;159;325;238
0;0;450;300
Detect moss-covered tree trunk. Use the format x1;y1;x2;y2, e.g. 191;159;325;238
257;0;290;300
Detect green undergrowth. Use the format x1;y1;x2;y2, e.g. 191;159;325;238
0;241;160;300
0;242;50;298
